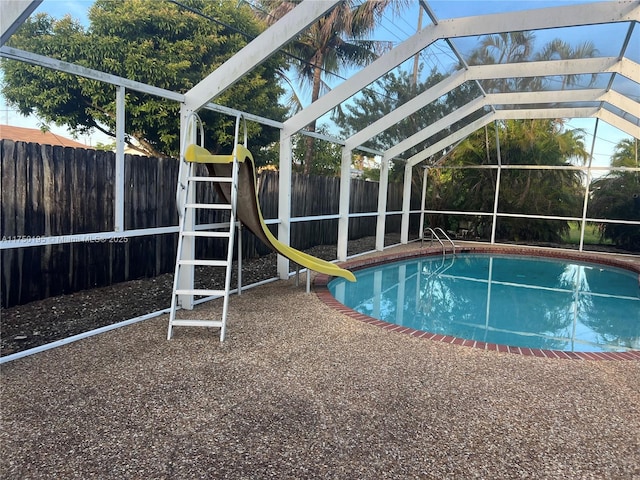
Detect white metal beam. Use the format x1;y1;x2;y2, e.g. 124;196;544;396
385;95;486;160
484;89;607;105
406;107;602;167
375;158;390;251
388;90;605;164
344;69;468;151
0;46;185;101
277;132;293;279
343;57;626;154
337;148;352;261
497;107;600;121
601;90;640;123
400;163;413;244
469;57;624;81
490;122;503;243
0;0;41;46
283;1;639;136
114;87;126;232
418;166;428;243
184;0;340;112
616;57;640;83
596;108;640;139
406;112;496;166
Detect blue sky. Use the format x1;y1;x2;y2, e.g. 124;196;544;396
0;1;103;144
1;0;635;166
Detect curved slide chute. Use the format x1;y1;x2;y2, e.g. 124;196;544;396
185;144;356;282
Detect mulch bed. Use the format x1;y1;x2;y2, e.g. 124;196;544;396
1;236;393;356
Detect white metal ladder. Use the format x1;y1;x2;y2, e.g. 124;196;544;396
167;114;244;341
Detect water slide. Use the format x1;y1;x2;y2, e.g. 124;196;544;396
185;144;356;282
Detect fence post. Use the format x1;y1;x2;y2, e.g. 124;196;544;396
277;131;292;279
376;155;390;251
337;147;351;261
114;86;125;232
177;106;197;309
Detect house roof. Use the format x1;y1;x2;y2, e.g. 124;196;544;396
0;124;94;149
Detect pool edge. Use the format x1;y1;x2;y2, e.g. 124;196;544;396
315;245;640;361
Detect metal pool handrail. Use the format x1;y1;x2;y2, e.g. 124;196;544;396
434;227;456;255
422;227;456;255
422;228;445;254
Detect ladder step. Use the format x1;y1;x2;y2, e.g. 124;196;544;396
174;289;225;297
187;176;233;183
181;231;231;238
178;259;229;267
170;319;223;328
184;203;232;210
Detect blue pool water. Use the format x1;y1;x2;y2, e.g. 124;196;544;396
329;254;640;352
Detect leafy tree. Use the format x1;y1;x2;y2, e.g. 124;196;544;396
467;32;598;92
2;0;287;158
589;138;640;251
535;38;598;89
441;119;587;242
253;0;402;174
338;69;449;157
292;125;341;176
427;31;598;241
611;138;639;168
352;153;381;182
336;66;480;190
467;32;541;93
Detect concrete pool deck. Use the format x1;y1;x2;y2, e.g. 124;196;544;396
1;243;639;478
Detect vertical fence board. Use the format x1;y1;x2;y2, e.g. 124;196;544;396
1;140;412;307
1;140;18;306
14;142;29;305
40;145;55;300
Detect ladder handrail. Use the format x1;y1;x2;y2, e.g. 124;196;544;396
176;112;205;217
433;227;456;255
423;227;445;255
422;227;456;255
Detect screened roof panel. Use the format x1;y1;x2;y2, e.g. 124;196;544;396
457;26;629;68
492;101;600;111
611;74;640;100
426;0;596;19
603;103;640;126
626;26;640;62
1;0;637;161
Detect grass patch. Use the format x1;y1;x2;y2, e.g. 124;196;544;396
563;221;611;245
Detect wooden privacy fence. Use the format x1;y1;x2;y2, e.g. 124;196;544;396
1;140;412;307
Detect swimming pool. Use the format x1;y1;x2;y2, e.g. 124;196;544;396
327;251;640;355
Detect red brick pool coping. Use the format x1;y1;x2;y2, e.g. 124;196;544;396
314;245;640;361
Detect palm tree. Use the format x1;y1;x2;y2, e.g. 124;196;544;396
252;0;401;174
443;118;588;243
589;138;640;251
466;31;539;93
535;39;599;89
611;138;639;168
